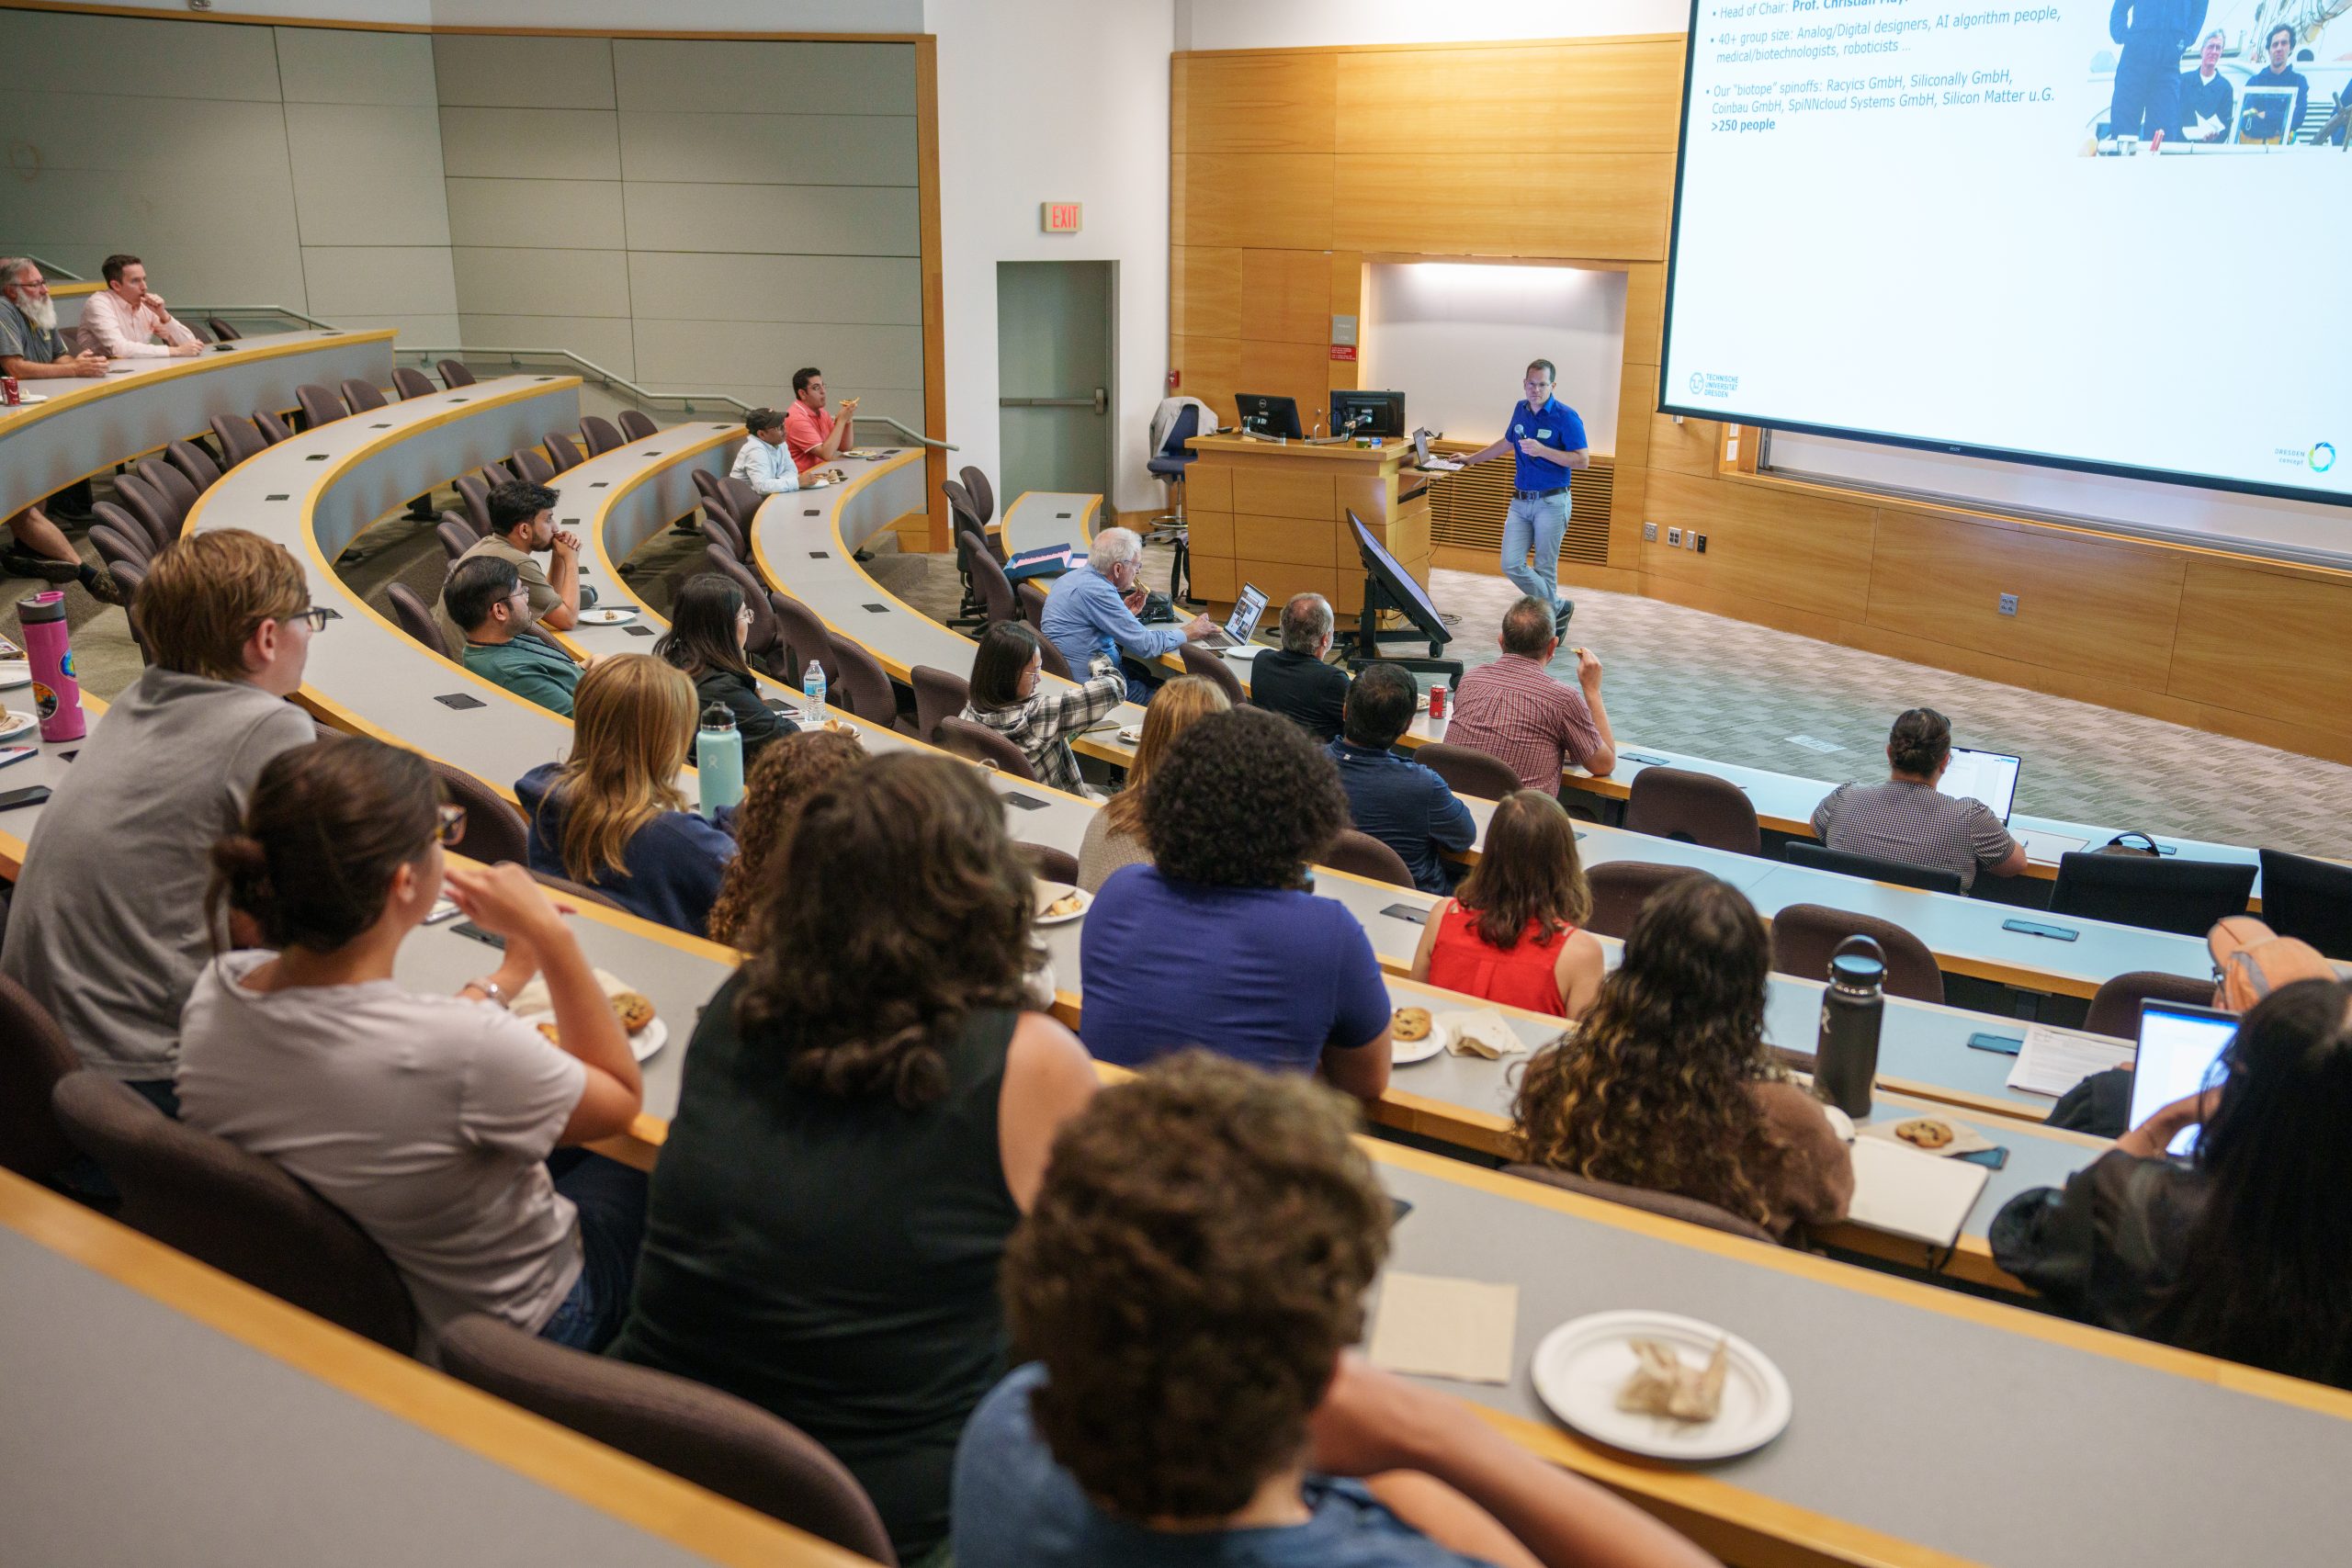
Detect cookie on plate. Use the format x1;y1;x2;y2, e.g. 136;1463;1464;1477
1894;1117;1954;1150
1391;1006;1433;1043
610;990;656;1032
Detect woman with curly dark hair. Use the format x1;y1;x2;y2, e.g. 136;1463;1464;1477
608;751;1099;1564
1078;706;1392;1104
702;726;865;947
1511;873;1851;1240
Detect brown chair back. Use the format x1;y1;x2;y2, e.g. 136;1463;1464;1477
2084;970;2222;1041
504;446;552;486
437;517;479;563
1177;641;1245;705
111;557;153;660
387;581;452;659
164;438;221;494
1417;741;1520;803
910;665;970;743
1019;841;1079;886
1623;765;1761;857
959;465;996;528
205;316;243;342
691;467;736;524
339;378;388;414
296;384;344;431
131;457;197;528
209;412;268;468
1322;829;1417;889
436;357;478;389
1017;578;1049;634
824;632;900;728
941;478;978;527
722;477;763;532
531;871;629;912
1769;903;1944;1006
51;1072;419;1351
1503;1162;1777;1244
544;430;585;473
89;518;153;572
702;548;783;660
252;407;294;445
435;1314;898;1563
110;475;180;555
770;594;835;690
453;471;494;536
1584;861;1702;940
935;716;1037;779
616;409;659;442
580;415;626;457
430;762;530;866
963;530;1018;624
0;976;81;1179
390;365;437;400
699;505;746;559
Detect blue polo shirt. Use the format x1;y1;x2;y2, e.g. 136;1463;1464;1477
1506;396;1588;492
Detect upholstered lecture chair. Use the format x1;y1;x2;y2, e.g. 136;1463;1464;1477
0;975;82;1181
1623;765;1761;857
934;716;1036;781
2048;853;2257;938
1176;642;1245;705
1416;742;1521;804
2083;970;2220;1041
386;582;452;660
1768;903;1944;1006
1323;829;1416;890
390;365;437;400
1782;840;1964;896
2253;848;2352;960
910;665;971;744
1583;862;1702;941
1505;1162;1776;1244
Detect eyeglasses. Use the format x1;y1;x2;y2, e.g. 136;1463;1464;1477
434;804;468;846
286;606;332;633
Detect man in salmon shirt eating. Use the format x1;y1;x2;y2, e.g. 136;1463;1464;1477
784;366;859;473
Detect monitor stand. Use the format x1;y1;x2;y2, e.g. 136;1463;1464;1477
1347;570;1462;684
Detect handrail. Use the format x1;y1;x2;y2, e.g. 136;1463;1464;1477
12;253;85;282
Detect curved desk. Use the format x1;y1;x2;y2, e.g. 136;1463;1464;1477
1;329;395;521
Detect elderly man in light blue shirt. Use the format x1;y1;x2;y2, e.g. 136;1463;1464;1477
1039;526;1216;703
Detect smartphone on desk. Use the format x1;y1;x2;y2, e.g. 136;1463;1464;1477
0;784;53;811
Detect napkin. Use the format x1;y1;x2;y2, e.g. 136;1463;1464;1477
1858;1113;1996;1158
1439;1009;1524;1059
1366;1271;1519;1385
510;966;634;1020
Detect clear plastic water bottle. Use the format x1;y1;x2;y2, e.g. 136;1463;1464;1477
800;660;827;727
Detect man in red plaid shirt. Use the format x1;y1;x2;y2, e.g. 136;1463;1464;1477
1444;596;1618;793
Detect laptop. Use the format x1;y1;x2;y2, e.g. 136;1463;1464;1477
1411;428;1462;472
2130;999;2238;1156
1937;746;2020;823
1198;581;1269;651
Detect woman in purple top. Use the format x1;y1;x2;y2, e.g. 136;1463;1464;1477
1079;707;1392;1106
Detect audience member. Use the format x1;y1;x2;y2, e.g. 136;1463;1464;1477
1;530;317;1108
1447;594;1614;792
0;257;127;599
177;736;645;1348
611;753;1098;1563
1810;707;2024;891
956;1053;1719;1568
1079;708;1391;1104
1513;874;1852;1240
1329;662;1474;895
1250;591;1350;741
784;366;858;472
654;571;791;764
435;478;579;650
731;405;842;496
1993;978;2352;1391
959;620;1124;797
80;254;202;358
1076;673;1227;891
447;554;581;716
516;655;734;935
1410;790;1605;1020
704;727;866;947
1039;526;1216;703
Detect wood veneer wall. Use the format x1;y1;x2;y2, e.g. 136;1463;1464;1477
1170;36;2352;767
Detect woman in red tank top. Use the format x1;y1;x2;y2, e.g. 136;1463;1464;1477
1409;791;1605;1019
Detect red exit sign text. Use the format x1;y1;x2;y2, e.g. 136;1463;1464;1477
1041;202;1083;233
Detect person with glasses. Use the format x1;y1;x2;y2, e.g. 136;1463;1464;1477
652;571;794;763
178;735;648;1351
447;552;584;716
0;257;129;601
1;530;320;1124
1446;357;1589;637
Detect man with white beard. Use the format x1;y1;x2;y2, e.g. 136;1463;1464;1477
0;258;129;602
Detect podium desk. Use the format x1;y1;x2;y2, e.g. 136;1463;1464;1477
1181;431;1432;620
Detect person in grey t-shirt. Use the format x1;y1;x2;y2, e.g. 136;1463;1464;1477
1810;706;2027;892
1;530;320;1103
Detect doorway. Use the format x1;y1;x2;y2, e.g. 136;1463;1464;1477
997;261;1114;501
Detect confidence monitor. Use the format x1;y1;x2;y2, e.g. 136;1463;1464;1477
1345;511;1459;683
1330;389;1406;439
1234;393;1303;440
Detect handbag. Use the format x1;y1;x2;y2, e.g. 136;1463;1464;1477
2094;831;2160;858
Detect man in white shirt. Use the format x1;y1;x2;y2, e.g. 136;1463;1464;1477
81;254;203;359
730;406;842;496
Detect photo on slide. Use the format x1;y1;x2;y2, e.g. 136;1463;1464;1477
2085;6;2351;154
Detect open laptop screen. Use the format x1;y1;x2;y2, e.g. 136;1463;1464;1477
1224;582;1269;645
2130;1000;2238;1156
1939;747;2020;823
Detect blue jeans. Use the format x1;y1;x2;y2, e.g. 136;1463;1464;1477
1500;491;1571;607
537;1149;649;1352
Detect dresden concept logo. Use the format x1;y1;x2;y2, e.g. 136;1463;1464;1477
2313;443;2337;474
1689;371;1704;395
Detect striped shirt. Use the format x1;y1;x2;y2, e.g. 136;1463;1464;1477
80;290;198;358
960;660;1124;798
1810;779;2018;891
1445;654;1605;793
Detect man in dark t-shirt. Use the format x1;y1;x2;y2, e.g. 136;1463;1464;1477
2176;30;2233;141
2240;24;2312;142
1249;591;1351;742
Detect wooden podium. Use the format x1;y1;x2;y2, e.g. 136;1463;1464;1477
1179;431;1432;622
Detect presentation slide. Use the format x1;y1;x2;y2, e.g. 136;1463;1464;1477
1660;0;2350;504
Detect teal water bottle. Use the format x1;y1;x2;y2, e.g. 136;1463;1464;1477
696;702;744;818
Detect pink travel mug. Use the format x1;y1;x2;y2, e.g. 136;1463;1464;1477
20;591;85;742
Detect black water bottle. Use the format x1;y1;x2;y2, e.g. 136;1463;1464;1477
1813;934;1885;1117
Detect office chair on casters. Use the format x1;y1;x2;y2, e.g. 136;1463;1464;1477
1147;403;1202;604
960;466;997;530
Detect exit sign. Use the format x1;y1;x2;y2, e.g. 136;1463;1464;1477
1041;202;1083;233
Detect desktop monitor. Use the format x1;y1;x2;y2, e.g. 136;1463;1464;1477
1234;393;1303;439
2130;999;2239;1156
1329;389;1405;439
1938;747;2020;824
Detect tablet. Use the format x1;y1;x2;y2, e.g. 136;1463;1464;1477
1939;746;2019;823
2129;999;2237;1156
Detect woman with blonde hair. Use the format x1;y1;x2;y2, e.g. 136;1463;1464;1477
706;727;866;947
1510;873;1851;1242
517;653;735;935
1076;674;1228;892
1408;789;1604;1019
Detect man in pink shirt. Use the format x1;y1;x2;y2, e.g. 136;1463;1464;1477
783;366;858;473
1444;595;1617;793
81;254;203;359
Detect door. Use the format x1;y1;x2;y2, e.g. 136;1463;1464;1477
997;261;1113;501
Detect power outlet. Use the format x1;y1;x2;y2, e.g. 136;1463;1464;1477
1692;533;1708;553
1998;592;2018;616
1666;526;1683;547
1642;521;1657;542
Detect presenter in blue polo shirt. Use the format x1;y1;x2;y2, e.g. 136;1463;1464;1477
1452;358;1589;636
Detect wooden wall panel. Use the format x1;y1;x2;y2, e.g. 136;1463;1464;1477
1171;333;1240;423
1238;338;1333;429
1334;40;1686;155
1647;412;1721;477
1184;153;1335;250
1173;246;1240;341
1864;510;2186;693
2169;560;2352;727
1238;248;1331;344
1183;53;1336;154
1615;363;1657;471
1623;262;1666;366
1333;152;1672;261
1641;469;1875;623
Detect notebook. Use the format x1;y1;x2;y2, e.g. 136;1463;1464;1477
1938;747;2020;823
1844;1135;1992;1248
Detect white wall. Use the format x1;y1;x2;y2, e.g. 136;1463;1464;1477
1362;263;1624;453
1176;0;1690;49
925;0;1174;513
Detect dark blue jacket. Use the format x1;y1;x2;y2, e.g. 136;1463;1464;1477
2109;0;2205;48
516;762;735;937
1326;739;1476;896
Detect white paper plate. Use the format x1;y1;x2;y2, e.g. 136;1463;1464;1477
0;709;35;740
520;1010;668;1064
1393;1028;1444;1065
1531;1310;1792;1462
1034;883;1091;926
1116;725;1144;747
0;661;28;690
574;606;639;626
1823;1105;1856;1143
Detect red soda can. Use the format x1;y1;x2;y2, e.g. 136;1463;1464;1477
2;377;20;406
1428;682;1448;720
